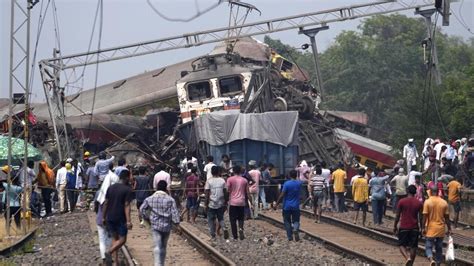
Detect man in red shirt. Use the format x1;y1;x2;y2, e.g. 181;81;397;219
184;167;200;223
393;185;423;266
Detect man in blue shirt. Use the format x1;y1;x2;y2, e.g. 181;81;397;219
274;170;302;241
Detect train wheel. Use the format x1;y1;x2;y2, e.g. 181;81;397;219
273;97;288;111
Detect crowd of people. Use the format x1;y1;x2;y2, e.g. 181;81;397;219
0;136;472;266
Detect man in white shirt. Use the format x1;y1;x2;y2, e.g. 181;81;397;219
180;153;197;172
433;140;445;161
203;155;216;180
403;139;418;173
408;169;423;186
205;165;229;239
320;162;331;209
55;161;68;213
96;162;120;206
153;164;171;192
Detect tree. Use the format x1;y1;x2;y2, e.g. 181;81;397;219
264;14;474;147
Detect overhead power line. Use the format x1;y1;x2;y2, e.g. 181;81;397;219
147;0;224;22
87;0;104;138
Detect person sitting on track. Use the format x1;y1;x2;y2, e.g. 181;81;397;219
393;185;423;266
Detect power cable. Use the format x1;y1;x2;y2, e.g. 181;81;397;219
146;0;223;22
63;0;103;90
87;0;104;139
28;0;51;102
427;12;449;139
450;7;474;35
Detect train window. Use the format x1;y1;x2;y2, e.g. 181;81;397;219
354;155;362;163
187;81;212;101
364;159;378;170
281;59;293;72
219;76;242;96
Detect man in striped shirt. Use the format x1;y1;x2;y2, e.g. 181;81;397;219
308;167;326;223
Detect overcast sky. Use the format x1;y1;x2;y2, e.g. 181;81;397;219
1;0;473;103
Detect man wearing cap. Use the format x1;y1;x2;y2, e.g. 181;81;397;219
403;139;419;173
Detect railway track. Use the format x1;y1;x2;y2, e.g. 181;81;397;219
261;210;474;265
299;209;474;265
125;209;233;266
343;199;474;250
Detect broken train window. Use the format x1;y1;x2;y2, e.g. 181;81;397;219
218;76;242;96
186;81;212;101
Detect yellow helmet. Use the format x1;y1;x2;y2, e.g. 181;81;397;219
1;165;10;173
84;151;90;157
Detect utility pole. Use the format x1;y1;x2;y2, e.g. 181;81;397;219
416;8;442;85
7;0;34;236
298;25;329;102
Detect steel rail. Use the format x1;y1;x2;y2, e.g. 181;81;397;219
343;199;474;250
0;227;38;256
179;223;235;266
123;223;235;266
259;213;386;265
299;209;474;265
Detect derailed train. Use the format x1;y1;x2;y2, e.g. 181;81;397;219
5;38;395;170
174;37;348;168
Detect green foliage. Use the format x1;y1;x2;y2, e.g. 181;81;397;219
264;14;474;147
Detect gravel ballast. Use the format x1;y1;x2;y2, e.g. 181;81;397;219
0;211;102;265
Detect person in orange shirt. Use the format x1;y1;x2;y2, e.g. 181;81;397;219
331;162;347;213
36;161;55;217
447;177;462;228
423;185;451;265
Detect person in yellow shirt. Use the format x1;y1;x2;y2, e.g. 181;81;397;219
352;168;368;226
331;162;347;213
447;177;462;228
423;185;451;265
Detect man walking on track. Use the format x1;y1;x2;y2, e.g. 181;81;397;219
275;170;302;241
205;166;229;240
393;185;423;266
352;168;368;226
103;170;133;266
140;180;181;266
423;185;451;266
447;177;462;229
332;163;347;213
226;165;250;240
308;166;326;223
